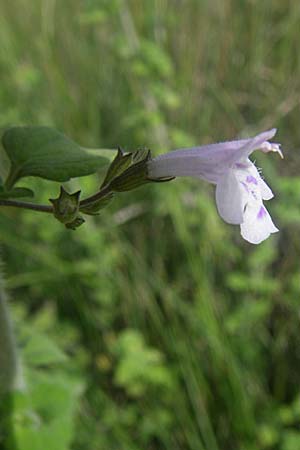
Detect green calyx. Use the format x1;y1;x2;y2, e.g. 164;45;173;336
49;187;84;229
109;149;152;192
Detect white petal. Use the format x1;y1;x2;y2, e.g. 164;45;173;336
239;162;274;201
216;170;247;224
258;178;274;200
240;202;278;244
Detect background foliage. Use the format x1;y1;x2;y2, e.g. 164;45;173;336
1;0;300;449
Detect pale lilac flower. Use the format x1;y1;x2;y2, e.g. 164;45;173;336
148;129;283;244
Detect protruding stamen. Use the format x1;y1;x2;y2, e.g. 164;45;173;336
261;141;284;159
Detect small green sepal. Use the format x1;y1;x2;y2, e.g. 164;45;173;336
109;149;152;192
65;216;85;230
132;148;151;164
147;176;175;183
101;147;132;188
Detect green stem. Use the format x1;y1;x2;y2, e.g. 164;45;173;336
79;184;112;206
0;262;23;450
0;272;21;393
0;185;113;214
4;170;20;191
0;199;53;213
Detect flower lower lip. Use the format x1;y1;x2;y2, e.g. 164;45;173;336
257;206;267;219
246;175;258;185
235;162;249;169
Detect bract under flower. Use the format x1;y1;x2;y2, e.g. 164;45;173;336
148;129;282;244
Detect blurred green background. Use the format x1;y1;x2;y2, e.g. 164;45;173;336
1;0;300;449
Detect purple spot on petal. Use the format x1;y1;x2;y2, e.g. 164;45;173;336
241;181;249;192
251;190;258;200
246;175;258;185
257;206;267;220
235;162;248;169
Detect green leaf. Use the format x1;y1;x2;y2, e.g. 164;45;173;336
14;374;82;450
22;334;67;366
0;186;34;199
2;126;110;188
113;330;174;398
140;39;173;78
281;431;300;450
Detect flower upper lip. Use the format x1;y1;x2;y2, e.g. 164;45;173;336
148;128;280;184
